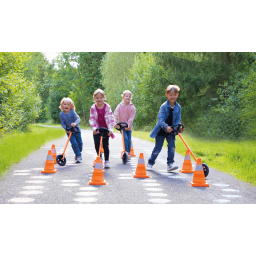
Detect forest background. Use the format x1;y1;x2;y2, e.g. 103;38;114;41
1;52;256;139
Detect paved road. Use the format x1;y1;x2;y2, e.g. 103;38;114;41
1;128;256;204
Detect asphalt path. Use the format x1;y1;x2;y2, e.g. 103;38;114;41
1;127;256;204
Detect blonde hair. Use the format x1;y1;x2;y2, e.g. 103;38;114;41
93;89;106;101
122;90;132;99
166;85;180;94
59;97;75;111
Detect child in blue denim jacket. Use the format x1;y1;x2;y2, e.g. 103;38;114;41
146;85;185;172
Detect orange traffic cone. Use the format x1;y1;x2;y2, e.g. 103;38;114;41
133;153;149;178
130;140;136;157
179;150;194;173
51;144;57;164
89;156;106;185
41;150;57;174
190;158;209;187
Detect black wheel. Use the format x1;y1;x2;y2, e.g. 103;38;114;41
56;154;66;166
202;163;209;177
122;152;128;164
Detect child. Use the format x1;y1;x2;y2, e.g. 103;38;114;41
146;85;185;172
114;90;136;158
89;89;115;168
59;97;83;163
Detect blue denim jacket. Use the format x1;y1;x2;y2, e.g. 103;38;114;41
150;100;181;138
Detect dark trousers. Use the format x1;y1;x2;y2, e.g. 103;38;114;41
93;134;109;161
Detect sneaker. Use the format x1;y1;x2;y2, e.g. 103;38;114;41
146;163;153;171
75;156;77;160
167;164;178;172
76;156;82;163
104;161;110;168
128;153;131;160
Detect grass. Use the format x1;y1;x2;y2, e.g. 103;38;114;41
132;130;256;186
0;125;65;176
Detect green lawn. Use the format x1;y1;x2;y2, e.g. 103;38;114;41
0;125;65;176
132;130;256;186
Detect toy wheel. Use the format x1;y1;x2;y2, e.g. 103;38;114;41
122;152;128;164
56;154;66;166
202;163;209;177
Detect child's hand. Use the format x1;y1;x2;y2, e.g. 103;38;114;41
67;131;71;134
108;132;112;137
166;126;173;133
179;127;185;133
93;130;97;135
114;124;120;129
125;127;132;131
71;123;76;127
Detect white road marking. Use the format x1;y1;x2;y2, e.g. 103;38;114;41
79;187;98;191
167;176;187;179
8;198;35;203
62;180;79;182
23;186;44;190
13;173;31;176
140;179;157;182
145;188;164;191
118;177;133;179
30;176;53;179
14;170;31;173
61;183;80;187
19;191;43;195
222;195;241;198
221;188;239;192
214;199;230;203
148;199;170;203
119;174;132;176
74;197;97;203
26;180;46;184
212;183;230;187
147;193;167;197
143;183;161;186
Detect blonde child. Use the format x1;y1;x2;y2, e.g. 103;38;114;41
89;89;115;168
114;90;136;158
59;97;83;163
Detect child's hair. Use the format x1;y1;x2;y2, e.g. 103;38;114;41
93;88;106;100
166;85;180;94
122;90;132;99
59;97;75;111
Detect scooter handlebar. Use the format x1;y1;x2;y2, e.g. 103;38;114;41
66;125;79;134
96;127;110;137
115;122;128;131
170;124;184;136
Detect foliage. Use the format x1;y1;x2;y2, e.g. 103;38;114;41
126;53;166;129
100;52;139;111
0;52;41;134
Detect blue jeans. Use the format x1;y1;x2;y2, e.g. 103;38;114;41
67;131;83;157
148;134;175;165
121;130;132;153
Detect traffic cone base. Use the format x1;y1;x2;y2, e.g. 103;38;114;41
41;150;57;174
133;153;149;178
190;159;209;187
89;157;106;185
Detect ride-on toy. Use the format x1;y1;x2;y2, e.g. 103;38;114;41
93;127;110;168
171;124;209;177
56;125;79;166
115;122;129;164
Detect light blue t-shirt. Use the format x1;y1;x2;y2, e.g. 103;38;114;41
59;110;81;131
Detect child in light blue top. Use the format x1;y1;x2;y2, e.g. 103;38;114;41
59;97;83;163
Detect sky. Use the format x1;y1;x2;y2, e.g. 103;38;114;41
42;52;59;63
